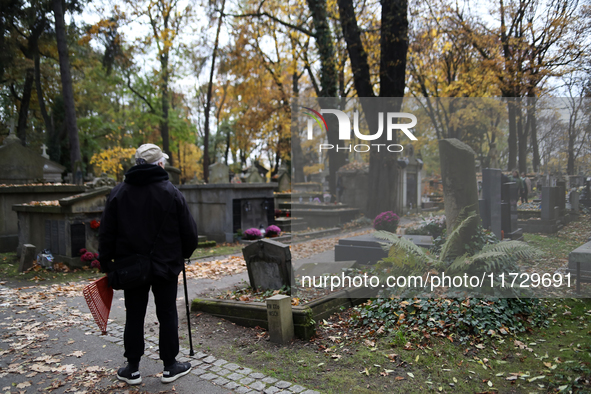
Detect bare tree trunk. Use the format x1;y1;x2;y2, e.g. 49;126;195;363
53;0;81;168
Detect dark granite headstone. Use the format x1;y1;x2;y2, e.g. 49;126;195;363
243;239;293;290
18;244;36;272
508;183;518;231
481;169;502;239
501;202;511;235
479;199;490;230
541;187;558;221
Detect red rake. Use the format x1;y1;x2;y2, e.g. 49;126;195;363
83;276;113;334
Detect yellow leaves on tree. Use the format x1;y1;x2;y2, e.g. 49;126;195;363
90;147;136;181
178;144;203;183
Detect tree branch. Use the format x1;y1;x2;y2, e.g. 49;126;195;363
126;75;155;113
227;11;314;37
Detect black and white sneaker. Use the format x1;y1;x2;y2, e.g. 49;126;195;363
161;361;192;383
117;364;142;385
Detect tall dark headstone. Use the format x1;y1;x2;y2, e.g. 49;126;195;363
502;182;519;233
541;187;558;221
481;169;502;239
438;139;480;233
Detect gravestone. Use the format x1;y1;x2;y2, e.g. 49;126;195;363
501;182;521;238
570;190;580;212
41;144;49;159
18;244;36;272
541;187;558;221
438;139;480;236
568;240;591;293
245;167;265;183
481;169;502;239
0;134;45;184
209;162;230;184
242;239;293;290
42;159;65;183
266;295;294;344
276;164;291;192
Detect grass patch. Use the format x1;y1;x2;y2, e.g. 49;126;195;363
192;299;590;394
0;252;101;285
190;243;242;260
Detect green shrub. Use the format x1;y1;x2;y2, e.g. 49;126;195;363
197;240;217;248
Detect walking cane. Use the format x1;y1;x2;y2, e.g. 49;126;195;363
183;259;194;356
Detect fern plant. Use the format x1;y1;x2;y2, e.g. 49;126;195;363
373;212;541;297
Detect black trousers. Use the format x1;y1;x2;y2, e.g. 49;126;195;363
123;276;179;366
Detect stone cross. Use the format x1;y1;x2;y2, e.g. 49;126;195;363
41;144;49;159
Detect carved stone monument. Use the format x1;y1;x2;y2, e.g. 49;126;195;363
209;161;230;184
242;239;293;290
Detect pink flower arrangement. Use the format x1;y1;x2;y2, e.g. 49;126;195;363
90;220;100;230
373;211;400;233
90;260;101;270
265;225;281;236
244;228;262;240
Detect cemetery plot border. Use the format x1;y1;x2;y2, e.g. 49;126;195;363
191;286;376;340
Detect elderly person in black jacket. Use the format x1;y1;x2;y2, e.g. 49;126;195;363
99;143;198;385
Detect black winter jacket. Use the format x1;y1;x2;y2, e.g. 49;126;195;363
98;164;198;280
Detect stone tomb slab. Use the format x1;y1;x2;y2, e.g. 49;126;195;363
568;241;591;276
334;234;433;265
